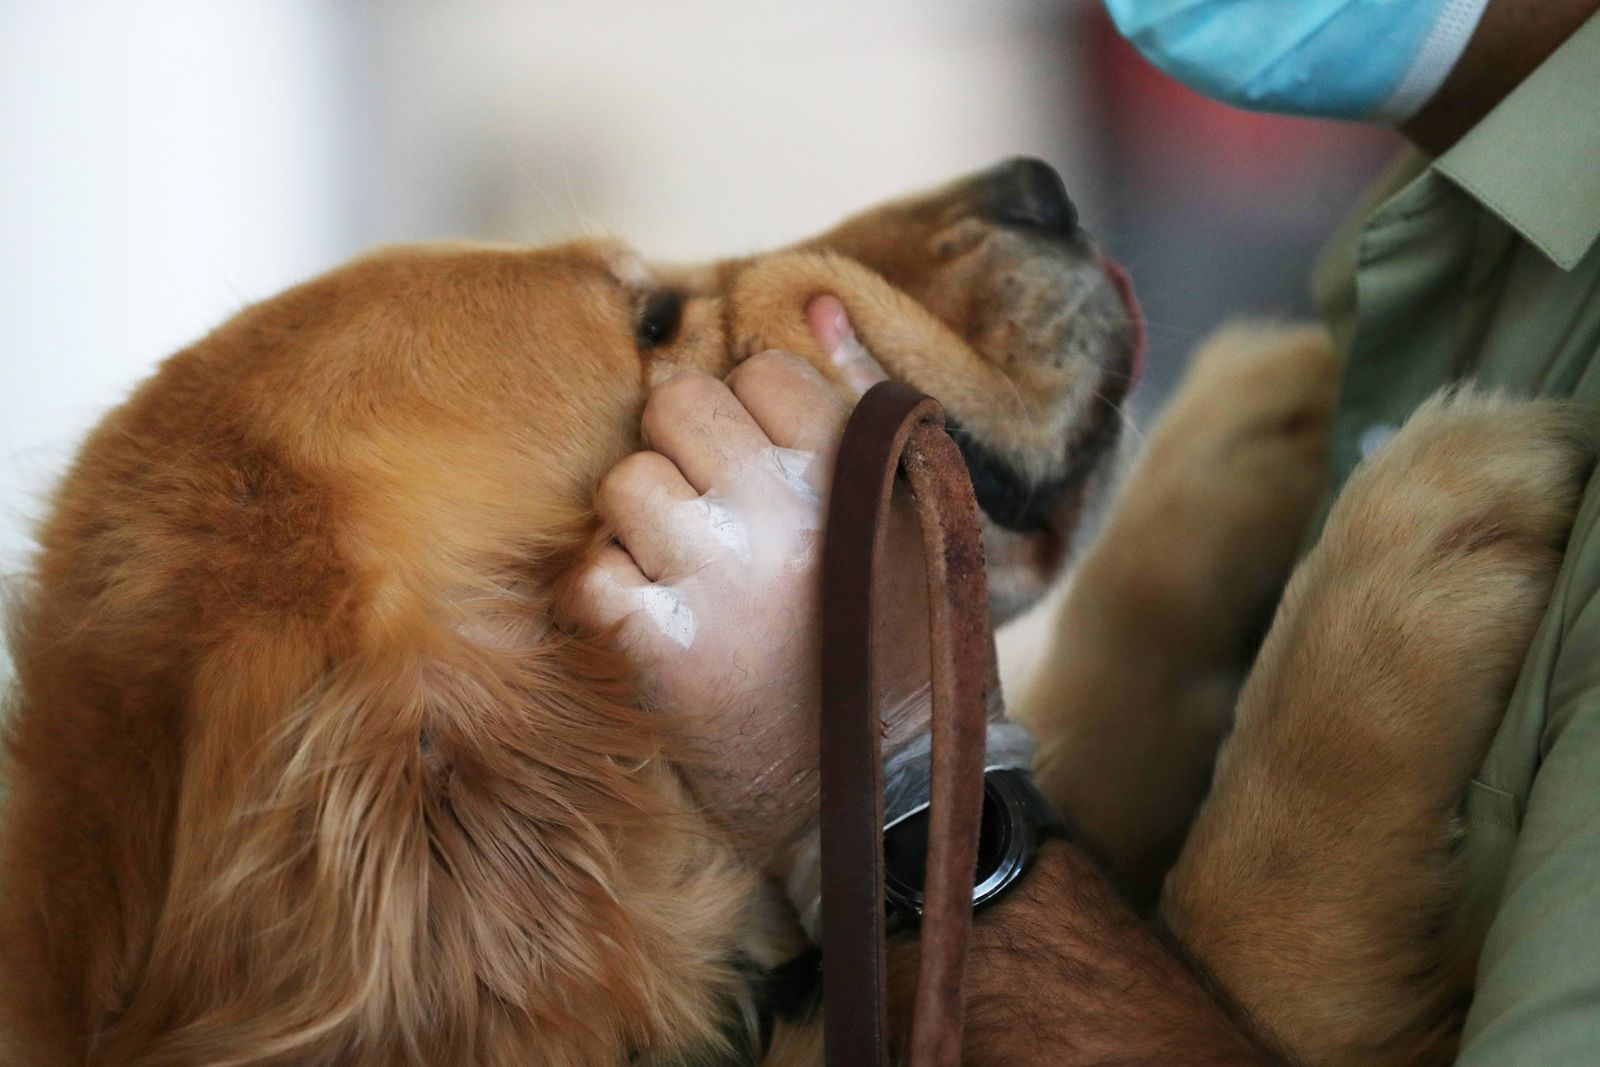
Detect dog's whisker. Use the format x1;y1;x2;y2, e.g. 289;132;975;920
617;122;646;242
504;142;574;240
997;369;1044;446
558;125;606;241
1104;390;1150;455
559;130;581;234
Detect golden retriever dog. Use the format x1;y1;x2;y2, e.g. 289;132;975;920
0;157;1586;1066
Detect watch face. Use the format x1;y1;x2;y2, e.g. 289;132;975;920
883;807;932;908
883;773;1034;915
971;774;1035;910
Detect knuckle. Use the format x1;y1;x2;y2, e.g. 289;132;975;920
748;347;813;377
599;451;671;510
555;556;624;632
568;569;610;623
646;370;723;426
729;348;814;393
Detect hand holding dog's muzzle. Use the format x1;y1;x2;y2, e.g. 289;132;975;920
558;297;937;875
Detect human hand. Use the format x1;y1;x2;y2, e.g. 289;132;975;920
559;296;934;877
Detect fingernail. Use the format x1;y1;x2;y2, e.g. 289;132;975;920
804;294;850;355
835;331;889;397
833;330;870;369
827;301;850;351
804;293;886;398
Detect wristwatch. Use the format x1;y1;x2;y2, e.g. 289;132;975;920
882;765;1063;926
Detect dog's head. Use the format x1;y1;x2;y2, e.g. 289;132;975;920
670;155;1143;622
239;157;1138;627
2;159;1140;1063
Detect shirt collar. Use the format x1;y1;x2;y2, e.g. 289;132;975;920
1432;9;1600;271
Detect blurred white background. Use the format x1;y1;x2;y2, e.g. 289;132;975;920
0;0;1391;682
0;0;1108;579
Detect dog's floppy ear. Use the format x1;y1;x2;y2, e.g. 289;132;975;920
95;618;755;1065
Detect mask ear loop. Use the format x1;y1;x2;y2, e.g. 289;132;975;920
821;381;999;1066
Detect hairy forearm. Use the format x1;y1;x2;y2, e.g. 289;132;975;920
891;841;1280;1065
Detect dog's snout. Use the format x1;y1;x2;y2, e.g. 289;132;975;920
969;157;1079;240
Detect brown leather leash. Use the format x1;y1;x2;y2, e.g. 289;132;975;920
820;381;1000;1066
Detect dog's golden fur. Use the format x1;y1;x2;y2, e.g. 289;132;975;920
1022;332;1589;1065
0;167;1137;1065
0;161;1587;1065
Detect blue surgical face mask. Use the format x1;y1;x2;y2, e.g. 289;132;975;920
1103;0;1491;121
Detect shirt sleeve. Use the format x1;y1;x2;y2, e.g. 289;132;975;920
1455;494;1600;1064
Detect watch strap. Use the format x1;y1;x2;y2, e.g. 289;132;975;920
882;721;1035;831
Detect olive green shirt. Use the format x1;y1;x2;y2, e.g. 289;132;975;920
1310;11;1600;1062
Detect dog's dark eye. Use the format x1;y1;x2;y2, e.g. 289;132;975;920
635;290;683;349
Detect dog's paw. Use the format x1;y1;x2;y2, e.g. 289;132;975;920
1161;390;1590;1067
1293;387;1590;753
1086;321;1338;657
1335;388;1588;583
1138;322;1338;507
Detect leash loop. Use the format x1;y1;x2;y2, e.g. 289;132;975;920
820;381;999;1066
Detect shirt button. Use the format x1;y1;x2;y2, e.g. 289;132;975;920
1359;422;1398;459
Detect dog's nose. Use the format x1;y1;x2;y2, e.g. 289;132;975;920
968;157;1079;240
